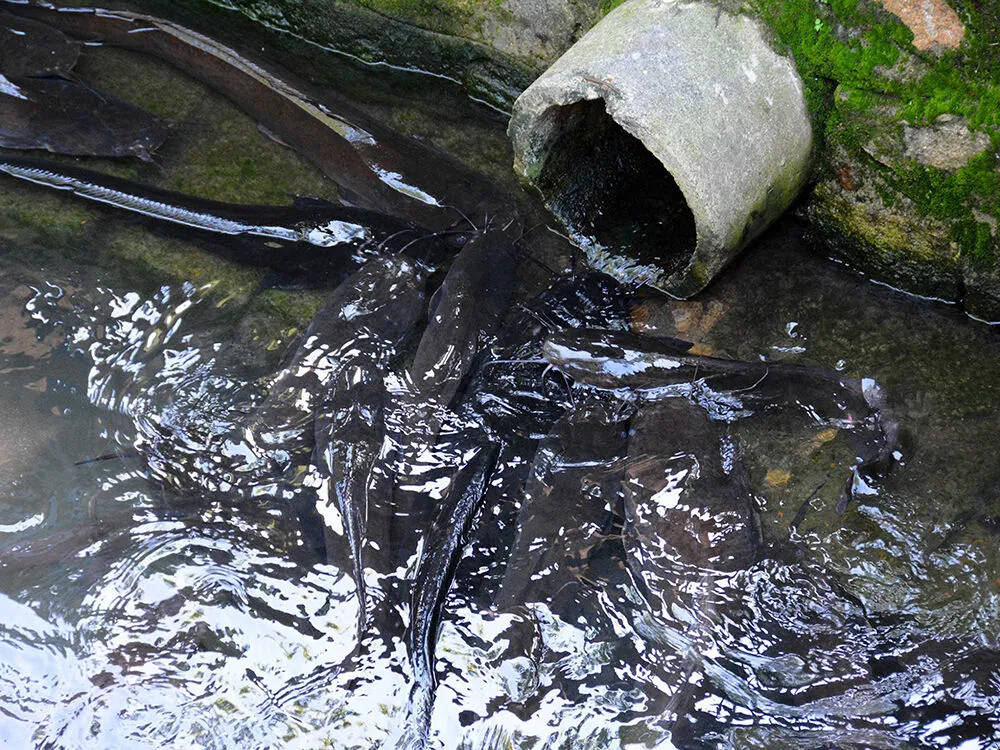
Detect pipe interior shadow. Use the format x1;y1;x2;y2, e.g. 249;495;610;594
535;98;696;276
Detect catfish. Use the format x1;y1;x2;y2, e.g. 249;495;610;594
0;155;433;270
0;76;167;160
0;10;80;78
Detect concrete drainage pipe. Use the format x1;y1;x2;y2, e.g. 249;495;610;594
508;0;813;296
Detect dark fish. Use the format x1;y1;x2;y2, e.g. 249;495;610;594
0;76;167;160
542;327;899;510
398;442;497;749
496;399;632;613
484;398;636;723
266;237;515;725
379;229;516;579
0;155;430;268
294;257;425;637
467;272;633;438
5;2;517;230
382;243;637;746
0;10;80;78
617;399;762;744
543;327;887;427
367;232;515;746
409;230;515;407
247;255;427;491
623;399;761;610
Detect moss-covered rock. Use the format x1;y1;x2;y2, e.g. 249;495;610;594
185;0;582;107
744;0;1000;317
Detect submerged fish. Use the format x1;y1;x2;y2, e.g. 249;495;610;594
0;76;167;160
409;230;516;407
397;442;496;750
620;398;762;742
623;399;762;607
251;255;428;490
543;327;898;510
5;1;518;230
0;155;432;268
0;10;80;79
496;399;632;613
467;272;633;439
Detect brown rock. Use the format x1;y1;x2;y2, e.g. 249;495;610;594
876;0;965;53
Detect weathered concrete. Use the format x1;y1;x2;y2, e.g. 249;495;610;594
507;0;812;296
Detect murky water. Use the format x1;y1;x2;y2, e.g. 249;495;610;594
1;10;1000;749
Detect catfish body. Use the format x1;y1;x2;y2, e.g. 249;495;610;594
234;256;427;492
496;400;632;613
409;230;515;407
0;10;80;78
4;1;517;230
542;327;898;509
0;76;168;160
0;155;429;268
623;398;762;610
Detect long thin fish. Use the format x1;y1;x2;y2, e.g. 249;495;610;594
397;442;497;749
409;230;515;406
5;1;513;229
381;232;516;747
233;256;427;489
544;327;899;511
623;399;761;610
0;154;425;264
496;399;632;613
542;328;882;424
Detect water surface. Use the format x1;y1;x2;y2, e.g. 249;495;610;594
0;21;999;750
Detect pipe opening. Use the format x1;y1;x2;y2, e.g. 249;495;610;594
535;98;697;277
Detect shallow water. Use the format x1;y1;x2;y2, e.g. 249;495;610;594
1;12;1000;750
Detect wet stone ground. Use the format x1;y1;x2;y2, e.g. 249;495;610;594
0;18;999;750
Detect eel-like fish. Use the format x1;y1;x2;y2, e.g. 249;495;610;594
408;229;516;407
4;1;515;230
542;328;884;425
542;327;899;510
397;442;497;750
476;398;637;728
385;231;518;747
0;154;430;265
623;399;761;610
381;229;517;577
226;255;426;496
467;272;634;439
0;76;167;159
0;9;79;78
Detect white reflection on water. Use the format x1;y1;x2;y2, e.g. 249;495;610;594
0;254;998;749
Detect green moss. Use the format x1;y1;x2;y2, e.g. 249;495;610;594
104;226;264;302
749;0;1000;267
884;151;1000;266
0;178;98;249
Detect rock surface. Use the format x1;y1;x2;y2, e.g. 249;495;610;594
903;115;991;171
876;0;965;53
162;0;1000;318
